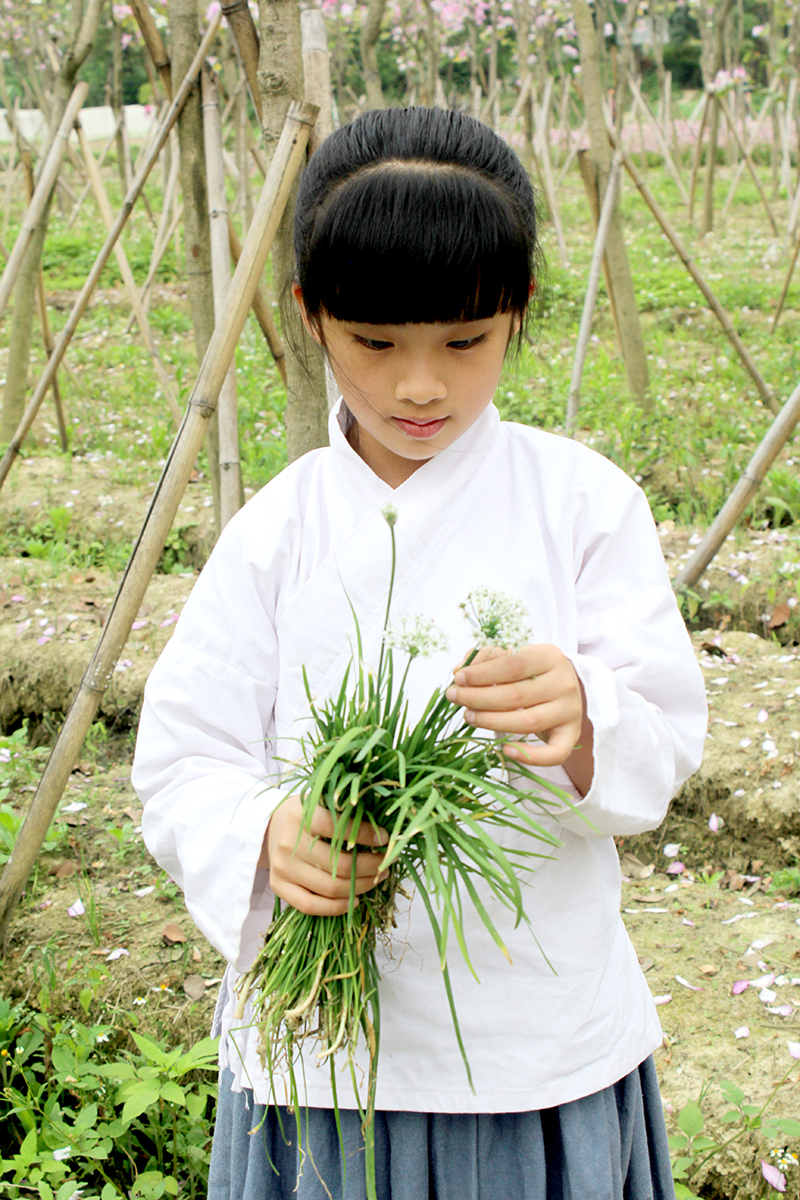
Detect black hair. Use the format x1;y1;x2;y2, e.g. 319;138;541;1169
293;107;539;329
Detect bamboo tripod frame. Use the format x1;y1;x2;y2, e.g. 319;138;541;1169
0;100;318;949
0;12;223;491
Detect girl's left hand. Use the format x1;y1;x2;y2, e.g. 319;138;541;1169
445;644;593;790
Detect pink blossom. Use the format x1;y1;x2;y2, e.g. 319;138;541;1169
604;21;614;35
708;812;721;832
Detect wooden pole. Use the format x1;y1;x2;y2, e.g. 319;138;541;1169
534;77;566;264
227;215;287;384
627;72;689;206
21;154;68;451
565;151;622;435
770;234;800;333
129;0;172;99
220;0;263;125
0;100;317;951
608;127;780;415
66;113;123;230
0;12;223;491
673;379;800;591
720;86;776;222
202;67;241;528
76;120;182;423
0;81;89;323
688;90;710;224
717;91;778;234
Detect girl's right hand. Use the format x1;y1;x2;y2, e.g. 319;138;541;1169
259;795;389;916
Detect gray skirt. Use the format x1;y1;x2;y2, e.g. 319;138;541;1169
207;1056;675;1200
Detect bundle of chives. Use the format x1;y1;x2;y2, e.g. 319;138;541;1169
237;512;576;1198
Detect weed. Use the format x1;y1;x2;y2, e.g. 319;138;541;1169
0;997;218;1199
768;866;800;897
670;1069;800;1198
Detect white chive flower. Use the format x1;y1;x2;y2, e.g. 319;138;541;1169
460;588;531;651
384;615;448;658
382;504;398;528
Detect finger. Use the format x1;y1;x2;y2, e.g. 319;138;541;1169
273;854;389;899
448;677;549;714
305;839;387;881
453;646;554;688
307;808;388;848
270;878;354;917
502;728;581;768
454;645;504;672
463;699;577;737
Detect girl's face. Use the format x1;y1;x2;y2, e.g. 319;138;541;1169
301;302;516;488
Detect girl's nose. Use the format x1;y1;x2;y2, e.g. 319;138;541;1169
395;357;447;405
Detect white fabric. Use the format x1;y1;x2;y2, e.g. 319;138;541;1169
133;401;707;1114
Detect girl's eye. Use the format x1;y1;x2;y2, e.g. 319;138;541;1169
447;334;486;350
354;336;393;351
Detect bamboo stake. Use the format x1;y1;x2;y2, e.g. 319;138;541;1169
627;72;689;205
556;118;587;188
688;90;710;224
506;72;533;128
227;216;287;384
0;11;223;490
565;150;622;435
220;0;263;125
0;81;88;323
76;120;181;423
673;379;800;591
0;100;318;950
134;203;184;321
717;91;778;234
130;0;172;99
2;136;16;240
770;234;800;333
66;114;123;230
202;67;240;528
787;155;800;239
721;86;776;222
21;154;68;451
781;78;796;194
533;79;566;264
608;127;780;415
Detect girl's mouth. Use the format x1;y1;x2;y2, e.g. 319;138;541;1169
392;416;448;439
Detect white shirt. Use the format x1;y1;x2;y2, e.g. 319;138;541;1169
133;402;707;1113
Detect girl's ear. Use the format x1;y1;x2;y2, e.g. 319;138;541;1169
292;284;323;345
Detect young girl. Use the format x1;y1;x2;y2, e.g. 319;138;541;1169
133;106;706;1200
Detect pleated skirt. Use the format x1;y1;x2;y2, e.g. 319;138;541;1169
207;1056;675;1200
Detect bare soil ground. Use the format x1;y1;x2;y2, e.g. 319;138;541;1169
2;460;800;1198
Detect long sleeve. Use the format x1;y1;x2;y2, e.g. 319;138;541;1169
560;476;706;838
133;501;294;971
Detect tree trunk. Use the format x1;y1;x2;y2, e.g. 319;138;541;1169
1;0;102;446
258;0;327;462
168;0;220;528
361;0;387;110
572;0;649;406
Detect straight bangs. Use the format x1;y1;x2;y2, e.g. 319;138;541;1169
299;165;533;326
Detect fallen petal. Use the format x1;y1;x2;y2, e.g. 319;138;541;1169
761;1160;787;1191
67;899;86;918
653;994;672;1006
760;987;778;1003
676;975;701;991
106;947;130;962
788;1041;800;1059
663;843;681;858
767;1005;794;1017
681;917;696;927
708;812;722;833
734;1026;749;1039
757;708;769;723
667;861;685;874
732;980;749;994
